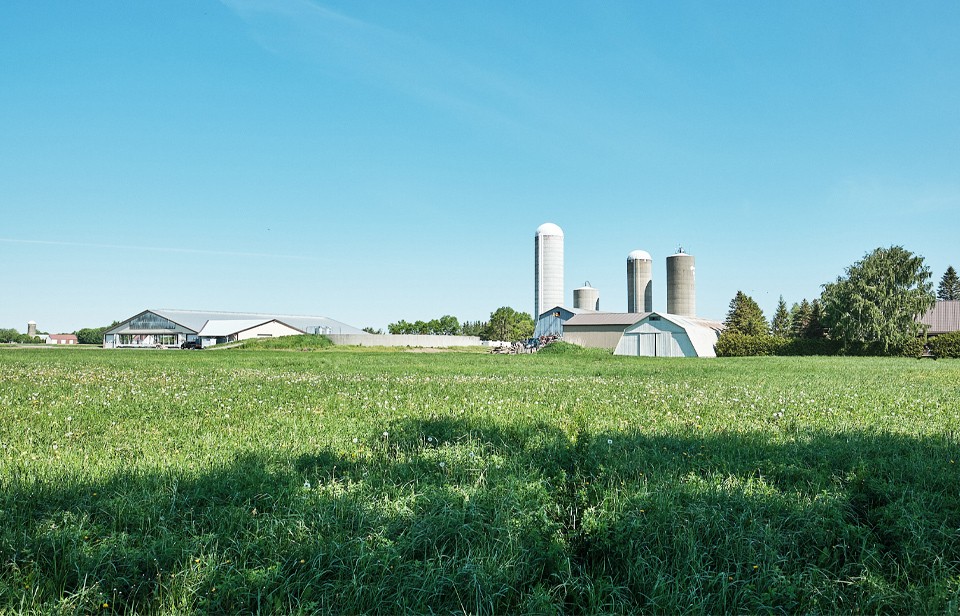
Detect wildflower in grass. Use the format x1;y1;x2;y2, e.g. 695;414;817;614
439;461;446;468
382;431;389;438
352;437;358;444
303;480;311;490
607;439;613;445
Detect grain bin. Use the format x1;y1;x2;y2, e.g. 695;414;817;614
535;223;564;317
666;249;695;317
573;281;600;311
627;250;653;313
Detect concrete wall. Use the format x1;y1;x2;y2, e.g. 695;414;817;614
328;334;482;348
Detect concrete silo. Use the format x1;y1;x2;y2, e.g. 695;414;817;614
535;223;564;318
626;250;653;313
573;282;600;311
27;321;37;336
666;248;696;317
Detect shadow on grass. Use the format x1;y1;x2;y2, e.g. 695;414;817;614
4;419;960;614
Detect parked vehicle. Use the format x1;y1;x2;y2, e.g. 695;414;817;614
180;340;202;350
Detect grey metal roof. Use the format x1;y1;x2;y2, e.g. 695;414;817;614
564;312;649;327
109;309;368;336
920;301;960;335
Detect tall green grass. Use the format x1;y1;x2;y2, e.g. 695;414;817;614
1;348;959;613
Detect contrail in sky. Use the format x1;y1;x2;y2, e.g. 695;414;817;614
0;238;317;261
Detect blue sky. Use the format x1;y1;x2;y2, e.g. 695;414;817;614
2;1;958;333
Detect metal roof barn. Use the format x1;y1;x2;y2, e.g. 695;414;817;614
614;312;724;358
562;312;647;350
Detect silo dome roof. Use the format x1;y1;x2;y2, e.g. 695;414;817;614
536;222;564;236
627;250;652;261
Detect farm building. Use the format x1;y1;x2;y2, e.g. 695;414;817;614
47;334;78;345
614;312;724;358
920;301;960;336
534;305;587;339
103;309;366;349
562;312;646;350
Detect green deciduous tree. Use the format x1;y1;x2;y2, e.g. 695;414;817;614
481;307;534;342
820;245;935;354
723;291;769;336
771;296;791;337
937;266;960;301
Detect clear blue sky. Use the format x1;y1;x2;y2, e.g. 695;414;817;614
2;1;958;334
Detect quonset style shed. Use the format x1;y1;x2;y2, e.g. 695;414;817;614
103;309;366;348
614;312;724;358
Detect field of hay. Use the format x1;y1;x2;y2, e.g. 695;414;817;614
2;347;960;613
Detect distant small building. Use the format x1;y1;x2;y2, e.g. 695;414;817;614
562;312;647;350
47;334;78;345
614;312;724;358
919;300;960;336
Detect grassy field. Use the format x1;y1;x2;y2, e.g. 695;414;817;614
2;347;960;614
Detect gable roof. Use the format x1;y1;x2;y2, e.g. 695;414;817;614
536;305;587;320
920;301;960;335
106;309;368;336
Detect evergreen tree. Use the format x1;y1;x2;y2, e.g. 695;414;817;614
938;266;960;300
723;291;769;336
805;299;826;339
771;296;791;337
790;299;811;338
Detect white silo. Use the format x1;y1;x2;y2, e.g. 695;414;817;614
666;248;696;317
27;321;37;336
535;223;564;318
573;281;600;311
626;250;653;313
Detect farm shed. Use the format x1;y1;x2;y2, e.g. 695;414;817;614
197;319;303;347
534;305;587;339
47;334;78;345
562;312;646;350
103;309;366;348
919;300;960;336
614;312;724;358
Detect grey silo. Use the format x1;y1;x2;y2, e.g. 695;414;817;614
573;282;600;311
27;321;37;336
666;249;696;317
626;250;653;313
534;223;564;318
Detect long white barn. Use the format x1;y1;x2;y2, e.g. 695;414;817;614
103;309;366;349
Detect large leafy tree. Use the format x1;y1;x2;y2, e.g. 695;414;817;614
820;245;935;353
771;296;791;337
723;291;769;336
938;266;960;301
481;307;534;342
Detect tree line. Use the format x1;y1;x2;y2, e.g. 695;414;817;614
383;307;534;342
718;246;955;357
